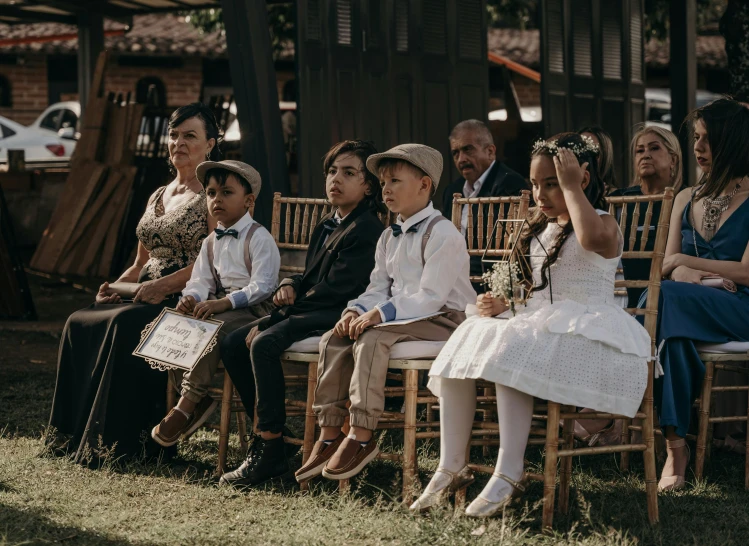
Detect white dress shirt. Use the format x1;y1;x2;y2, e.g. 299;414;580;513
183;212;280;309
347;202;477;322
460;160;495;236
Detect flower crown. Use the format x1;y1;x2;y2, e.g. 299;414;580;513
532;135;600;158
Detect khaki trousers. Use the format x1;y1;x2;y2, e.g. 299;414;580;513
314;311;465;430
169;300;274;403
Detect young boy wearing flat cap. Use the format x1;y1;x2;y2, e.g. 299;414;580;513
296;143;476;483
151;160;280;448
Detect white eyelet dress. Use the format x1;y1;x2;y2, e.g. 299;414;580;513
428;211;651;418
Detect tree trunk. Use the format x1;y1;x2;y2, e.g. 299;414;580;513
720;0;749;102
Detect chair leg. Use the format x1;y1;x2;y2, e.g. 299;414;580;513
542;402;560;530
166;375;177;411
695;360;715;481
402;369;419;504
558;412;574;515
620;418;631;471
642;392;660;525
217;371;234;476
745;377;749;490
300;360;318;492
237;407;248;453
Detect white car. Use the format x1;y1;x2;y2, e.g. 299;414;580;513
29;101;81;142
0;115;70;163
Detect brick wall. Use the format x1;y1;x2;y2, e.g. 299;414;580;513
104;56;203;107
513;75;540;106
0;55;49;125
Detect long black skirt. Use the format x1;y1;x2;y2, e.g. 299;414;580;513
49;300;176;463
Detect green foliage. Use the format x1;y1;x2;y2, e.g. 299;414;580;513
487;0;539;29
184;5;294;61
644;0;726;40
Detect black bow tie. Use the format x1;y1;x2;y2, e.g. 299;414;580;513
321;217;340;236
391;219;426;237
215;227;239;240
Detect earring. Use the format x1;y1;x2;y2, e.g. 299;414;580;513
206;152;211;160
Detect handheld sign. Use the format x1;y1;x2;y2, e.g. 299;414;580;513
134;308;223;371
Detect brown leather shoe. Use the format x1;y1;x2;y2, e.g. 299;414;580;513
151;406;191;447
294;433;346;482
321;437;379;480
181;397;218;440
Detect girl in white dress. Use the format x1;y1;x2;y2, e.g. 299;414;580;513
410;133;651;517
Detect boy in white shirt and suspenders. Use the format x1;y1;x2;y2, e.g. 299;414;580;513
151;161;280;447
296;144;476;482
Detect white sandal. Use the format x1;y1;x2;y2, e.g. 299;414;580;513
408;466;475;513
465;472;526;518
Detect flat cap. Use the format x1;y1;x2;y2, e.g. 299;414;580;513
366;143;443;189
196;160;262;197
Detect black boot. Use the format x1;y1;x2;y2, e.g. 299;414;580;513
219;435;289;488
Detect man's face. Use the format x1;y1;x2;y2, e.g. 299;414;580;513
449;130;496;184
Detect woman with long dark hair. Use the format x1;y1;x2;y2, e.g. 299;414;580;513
48;103;221;463
655;98;749;490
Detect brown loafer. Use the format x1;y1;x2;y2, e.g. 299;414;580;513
321;437;379;480
294;433;346;482
151;406;191;447
181;397;218;440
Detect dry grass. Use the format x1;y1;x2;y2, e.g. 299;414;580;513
1;329;748;545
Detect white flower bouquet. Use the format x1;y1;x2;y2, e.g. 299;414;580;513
482;261;524;316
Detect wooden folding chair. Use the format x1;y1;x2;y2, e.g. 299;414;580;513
695;344;749;488
534;189;675;528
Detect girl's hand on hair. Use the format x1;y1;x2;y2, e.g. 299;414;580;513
554;148;589;192
348;308;382;340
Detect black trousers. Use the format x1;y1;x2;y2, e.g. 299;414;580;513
220;318;295;434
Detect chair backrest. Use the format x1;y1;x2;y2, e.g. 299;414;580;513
270;192;396;276
451;190;532;283
605;188;675;383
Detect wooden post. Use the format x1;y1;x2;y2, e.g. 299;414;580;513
300;360;318;492
558;411;574;515
77;11;104;120
670;0;697;187
217;371;235;476
221;0;290;226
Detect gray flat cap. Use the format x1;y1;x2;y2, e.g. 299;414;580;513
366;143;443;189
196;160;262;197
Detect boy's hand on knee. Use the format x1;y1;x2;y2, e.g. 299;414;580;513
334;311;359;338
176;295;197;315
348;309;382;340
193;298;232;319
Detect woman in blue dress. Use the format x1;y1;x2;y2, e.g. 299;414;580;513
656;98;749;491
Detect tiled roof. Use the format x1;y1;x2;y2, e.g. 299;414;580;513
487;28;727;70
0;15;727;70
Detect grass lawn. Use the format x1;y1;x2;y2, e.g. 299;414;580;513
2;326;749;545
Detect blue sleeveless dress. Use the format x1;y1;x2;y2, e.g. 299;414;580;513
653;197;749;437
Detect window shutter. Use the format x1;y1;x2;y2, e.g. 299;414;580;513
602;5;622;80
458;0;482;59
630;1;643;83
395;0;409;53
572;1;592;76
547;0;565;73
306;0;322;42
423;0;447;55
336;0;352;46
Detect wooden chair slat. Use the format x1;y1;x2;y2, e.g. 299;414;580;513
293;203;301;244
629;199;641;252
284;202;291;244
639;200;654;252
301;204;310;244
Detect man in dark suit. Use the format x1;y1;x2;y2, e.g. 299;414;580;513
218;141;385;487
441;119;528;291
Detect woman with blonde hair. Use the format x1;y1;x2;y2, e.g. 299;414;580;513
612;125;683;308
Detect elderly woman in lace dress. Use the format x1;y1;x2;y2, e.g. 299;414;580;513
48;103;220;463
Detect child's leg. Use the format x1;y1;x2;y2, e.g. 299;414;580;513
477;383;533;502
437;378;478;472
314;330;356;437
249;320;296;440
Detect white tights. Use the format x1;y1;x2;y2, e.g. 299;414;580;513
430;378;534;503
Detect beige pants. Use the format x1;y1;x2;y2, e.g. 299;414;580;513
169;300;274;403
314;311;465;430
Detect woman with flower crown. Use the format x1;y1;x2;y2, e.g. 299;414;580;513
652;98;749;491
409;133;651;517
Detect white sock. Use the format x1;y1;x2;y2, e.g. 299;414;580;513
422;378;477;495
477;384;533;503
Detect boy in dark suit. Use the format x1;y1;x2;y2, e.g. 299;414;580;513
442;120;527;291
219;140;385;487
